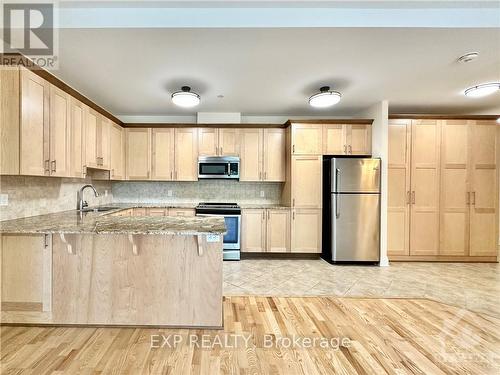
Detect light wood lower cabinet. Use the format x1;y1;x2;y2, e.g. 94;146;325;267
291;155;322;208
291;208;322;253
388;119;499;261
168;208;196;217
1;234;52;316
241;209;290;253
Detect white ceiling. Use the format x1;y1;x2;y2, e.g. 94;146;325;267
55;27;500;118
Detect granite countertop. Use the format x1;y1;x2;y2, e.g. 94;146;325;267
0;207;226;235
239;204;291;210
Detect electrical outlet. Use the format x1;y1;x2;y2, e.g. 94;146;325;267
168;190;173;197
260;190;265;198
0;194;8;206
104;190;108;197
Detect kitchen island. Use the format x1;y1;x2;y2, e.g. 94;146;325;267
0;208;226;328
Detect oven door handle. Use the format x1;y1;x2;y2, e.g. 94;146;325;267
196;213;241;218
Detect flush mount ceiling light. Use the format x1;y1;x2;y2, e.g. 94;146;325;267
457;52;479;63
464;82;500;98
497;117;500;124
171;86;200;107
309;86;341;108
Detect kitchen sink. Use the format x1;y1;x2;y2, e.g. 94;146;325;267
80;206;119;213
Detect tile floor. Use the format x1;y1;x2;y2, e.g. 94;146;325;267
223;259;500;317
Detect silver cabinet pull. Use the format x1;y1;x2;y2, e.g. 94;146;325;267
466;192;470;205
267;210;270;220
406;191;411;205
170;171;173;180
44;159;50;173
343;145;347;154
262;211;265;220
259;171;262;180
411;191;416;204
292;210;295;220
348;145;352;154
471;191;476;205
292;144;295;153
51;160;56;173
292;198;295;207
264;171;267;180
220;147;223;155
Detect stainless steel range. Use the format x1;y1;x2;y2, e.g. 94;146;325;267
195;202;241;260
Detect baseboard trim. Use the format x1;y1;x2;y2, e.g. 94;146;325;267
389;255;498;263
241;252;320;260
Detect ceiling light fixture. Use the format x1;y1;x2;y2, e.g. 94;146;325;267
171;86;200;107
464;83;500;98
309;86;341;108
457;52;479;63
497;117;500;124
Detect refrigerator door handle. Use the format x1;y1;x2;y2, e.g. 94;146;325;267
335;194;340;218
335;168;340;192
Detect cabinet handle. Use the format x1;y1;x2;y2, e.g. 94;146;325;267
471;192;476;205
292;211;295;220
170;171;173;180
466;192;470;205
262;211;265;220
220;147;223;155
348;145;352;154
267;210;270;220
51;160;56;173
259;171;262;180
343;145;347;154
292;145;295;153
111;168;114;177
406;191;411;204
44;159;50;173
264;171;267;180
411;191;416;204
292;198;295;207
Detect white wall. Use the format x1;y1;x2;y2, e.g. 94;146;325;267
361;101;389;266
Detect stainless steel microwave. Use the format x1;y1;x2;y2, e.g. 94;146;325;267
198;156;240;179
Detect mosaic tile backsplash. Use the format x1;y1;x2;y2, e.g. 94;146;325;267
111;180;284;205
0;176;113;221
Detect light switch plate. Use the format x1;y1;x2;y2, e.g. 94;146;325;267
260;190;265;198
167;190;173;197
0;194;8;206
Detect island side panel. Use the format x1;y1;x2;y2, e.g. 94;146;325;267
51;234;223;327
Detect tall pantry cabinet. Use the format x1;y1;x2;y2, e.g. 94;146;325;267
388;118;498;260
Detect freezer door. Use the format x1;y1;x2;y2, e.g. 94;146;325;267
331;193;380;262
331;158;380;193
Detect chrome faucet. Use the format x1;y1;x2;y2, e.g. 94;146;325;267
77;184;99;211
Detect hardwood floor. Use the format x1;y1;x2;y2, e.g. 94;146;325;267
1;296;499;374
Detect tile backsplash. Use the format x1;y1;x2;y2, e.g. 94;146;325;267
0;176;112;221
112;180;283;205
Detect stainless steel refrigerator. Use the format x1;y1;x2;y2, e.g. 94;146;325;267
322;157;381;263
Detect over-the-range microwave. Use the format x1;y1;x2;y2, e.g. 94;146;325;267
198;156;240;179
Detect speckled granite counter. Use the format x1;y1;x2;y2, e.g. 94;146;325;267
239;204;290;210
0;207;226;235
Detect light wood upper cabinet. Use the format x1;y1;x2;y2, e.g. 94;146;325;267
0;67;21;175
387;120;411;257
198;128;240;156
439;120;470;256
125;128;151;180
241;209;266;252
151;128;175;180
175;128;198;181
219;128;240;156
323;124;371;155
240;129;263;181
198;128;218;156
69;98;85;178
99;117;111;169
20;68;49;176
263;129;286;181
469;121;498;256
266;209;290;252
110;123;124;180
291;208;322;253
85;108;99;168
409;120;441;256
49;85;70;177
291;155;322;208
291;123;322;155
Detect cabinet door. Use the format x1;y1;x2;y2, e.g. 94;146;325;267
168;208;195;217
263;128;285;181
291;124;322;155
110;123;124;180
85;108;99;168
49;85;70;177
151;128;175;180
291;156;322;208
240;129;263;181
387;120;411;256
147;208;167;216
291;209;321;253
175;128;198;181
99;117;111;169
323;124;347;155
439;120;470;256
266;209;290;252
241;209;266;252
198;128;218;156
347;125;372;155
469;121;498;256
409;120;441;256
20;68;49;176
125;128;150;180
69;98;85;178
219;128;240;156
